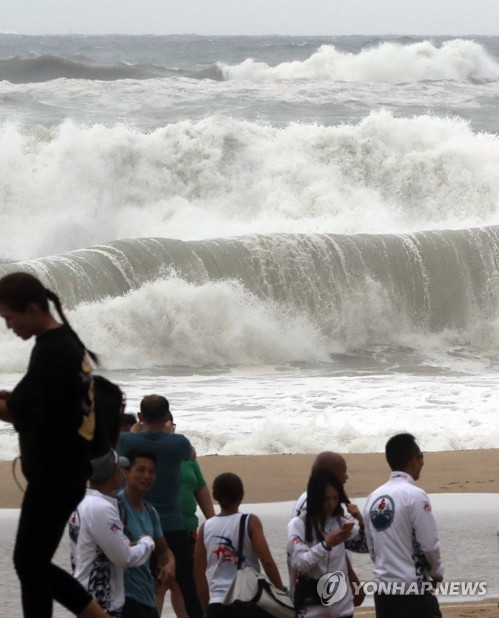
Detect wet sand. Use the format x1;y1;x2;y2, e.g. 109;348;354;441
3;448;498;507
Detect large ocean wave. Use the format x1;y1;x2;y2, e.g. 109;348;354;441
1;228;498;370
219;39;499;83
1;111;499;260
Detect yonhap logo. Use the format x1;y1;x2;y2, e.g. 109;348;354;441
317;570;349;606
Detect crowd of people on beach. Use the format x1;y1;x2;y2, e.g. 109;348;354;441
0;271;443;618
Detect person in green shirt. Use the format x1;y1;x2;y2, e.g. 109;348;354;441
180;459;216;549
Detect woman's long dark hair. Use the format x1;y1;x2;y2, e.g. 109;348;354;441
304;469;348;543
0;272;99;364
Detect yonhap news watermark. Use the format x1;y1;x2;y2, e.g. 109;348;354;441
316;571;487;607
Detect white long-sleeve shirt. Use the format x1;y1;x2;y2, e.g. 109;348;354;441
69;488;155;613
287;515;354;618
363;471;444;586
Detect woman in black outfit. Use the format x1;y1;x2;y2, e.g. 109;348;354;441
0;272;107;618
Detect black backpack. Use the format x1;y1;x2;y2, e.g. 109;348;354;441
90;375;126;458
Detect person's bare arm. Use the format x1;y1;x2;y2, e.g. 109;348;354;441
193;523;210;612
154;536;176;584
248;515;284;590
0;399;12;424
194;484;215;520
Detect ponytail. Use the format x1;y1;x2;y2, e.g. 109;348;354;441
45;288;99;365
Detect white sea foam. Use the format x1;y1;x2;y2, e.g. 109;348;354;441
0;277;327;372
71;278;329;370
1;111;499;260
2;365;499;458
220;39;499;83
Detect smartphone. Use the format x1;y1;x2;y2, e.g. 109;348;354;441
342;522;355;533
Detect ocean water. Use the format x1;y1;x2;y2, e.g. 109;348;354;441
1;34;499;458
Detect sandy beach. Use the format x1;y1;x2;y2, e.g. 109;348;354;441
2;449;498;507
1;449;498;617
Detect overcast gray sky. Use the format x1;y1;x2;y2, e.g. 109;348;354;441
2;0;498;36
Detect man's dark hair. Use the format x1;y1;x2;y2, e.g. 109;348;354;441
125;449;157;469
385;433;420;471
140;394;170;423
212;472;244;508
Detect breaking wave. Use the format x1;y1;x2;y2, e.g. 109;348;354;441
0;228;498;370
219;39;499;82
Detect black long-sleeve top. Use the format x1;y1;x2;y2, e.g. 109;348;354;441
8;324;92;482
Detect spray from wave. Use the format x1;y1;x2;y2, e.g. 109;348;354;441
1;111;499;260
219;39;499;82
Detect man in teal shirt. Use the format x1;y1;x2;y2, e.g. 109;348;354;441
117;394;202;618
118;449;175;618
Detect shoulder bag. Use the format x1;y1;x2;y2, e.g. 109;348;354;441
222;514;295;618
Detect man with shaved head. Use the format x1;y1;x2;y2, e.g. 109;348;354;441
291;451;358;520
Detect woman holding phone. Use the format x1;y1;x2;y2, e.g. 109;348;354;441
287;469;359;617
0;272;107;618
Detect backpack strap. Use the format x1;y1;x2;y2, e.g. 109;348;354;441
236;513;249;570
144;500;157;526
116;496;132;540
117;496;157;540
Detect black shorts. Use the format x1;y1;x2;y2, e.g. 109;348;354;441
374;592;442;618
122;596;158;618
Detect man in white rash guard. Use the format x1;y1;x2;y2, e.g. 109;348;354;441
69;449;156;616
364;433;444;618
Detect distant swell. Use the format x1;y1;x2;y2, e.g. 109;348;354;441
0;54;176;83
0;229;498;369
219;39;499;82
3;39;497;84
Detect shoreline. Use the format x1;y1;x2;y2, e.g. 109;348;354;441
1;449;498;507
196;449;499;502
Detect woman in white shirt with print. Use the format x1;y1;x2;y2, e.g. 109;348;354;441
194;472;284;617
